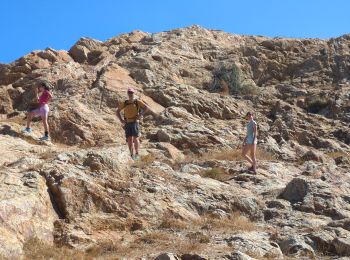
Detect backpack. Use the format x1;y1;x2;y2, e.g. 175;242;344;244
123;99;140;120
124;99;139;110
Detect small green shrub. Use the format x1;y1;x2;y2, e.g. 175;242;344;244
211;64;259;95
240;79;260;95
306;96;332;114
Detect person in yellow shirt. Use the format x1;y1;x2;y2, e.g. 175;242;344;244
116;87;152;160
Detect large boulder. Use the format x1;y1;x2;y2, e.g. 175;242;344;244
0;86;13;114
0;137;58;258
278;236;315;257
280;178;309;203
68;37;103;63
225;232;283;259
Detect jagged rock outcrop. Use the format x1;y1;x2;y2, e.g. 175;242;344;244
0;26;349;259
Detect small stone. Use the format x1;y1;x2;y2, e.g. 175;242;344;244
155;253;179;260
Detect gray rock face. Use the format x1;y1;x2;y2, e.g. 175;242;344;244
278;236;315;257
225;251;257;260
225;232;283;259
333;237;350;256
329;218;350;231
280;178;309;203
155;253;180;260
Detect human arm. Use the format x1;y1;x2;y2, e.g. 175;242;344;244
116;107;126;125
138;100;158;118
253;123;258;143
47;91;52;102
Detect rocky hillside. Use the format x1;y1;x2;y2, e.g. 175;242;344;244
0;25;349;259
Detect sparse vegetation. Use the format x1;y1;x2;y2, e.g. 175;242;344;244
3;27;350;260
186;231;210;243
306;95;332;114
200;148;242;161
159;211;255;233
199;167;228;181
159;214;187;230
69;211;247;258
132;153;157;169
195;212;256;232
39;149;58;160
211;63;260;96
239;79;261;96
23;238;90;260
326;151;350;159
200;148;275;161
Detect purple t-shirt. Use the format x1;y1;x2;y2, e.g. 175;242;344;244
39;90;51;105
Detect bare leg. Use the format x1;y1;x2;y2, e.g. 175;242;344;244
134;136;140;155
26;112;34;128
250;144;257;171
242;144;253;165
41;115;49;133
127;136;134;156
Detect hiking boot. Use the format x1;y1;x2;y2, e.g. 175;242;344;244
22;128;32;135
39;136;49;141
134;154;140;160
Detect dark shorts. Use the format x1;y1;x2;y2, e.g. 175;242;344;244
124;122;139;138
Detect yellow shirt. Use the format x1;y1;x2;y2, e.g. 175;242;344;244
119;99;147;122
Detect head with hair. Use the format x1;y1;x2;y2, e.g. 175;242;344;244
38;82;50;91
245;111;254;120
127;87;135;100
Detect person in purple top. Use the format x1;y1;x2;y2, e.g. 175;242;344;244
22;82;52;141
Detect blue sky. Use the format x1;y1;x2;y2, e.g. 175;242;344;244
1;0;349;63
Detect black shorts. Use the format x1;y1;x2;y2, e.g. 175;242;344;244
124;122;139;138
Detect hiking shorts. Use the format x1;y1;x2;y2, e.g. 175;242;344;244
246;135;257;145
124;122;139;138
31;104;49;118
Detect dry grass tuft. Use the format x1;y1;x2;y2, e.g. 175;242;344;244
22;211;255;259
89;216;144;233
326;151;350;159
200;149;242;161
133;153;157;169
186;231;210;243
134;231;206;255
173;147;274;170
159;215;187;230
256;148;276;160
198;167;230;182
105;179;131;192
23;238;91;260
160;211;256;233
135;231;169;245
200;148;275;162
220;79;230;96
39;150;58;160
196;212;256;232
88;218;127;232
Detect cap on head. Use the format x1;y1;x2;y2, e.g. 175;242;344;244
127;87;135;94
